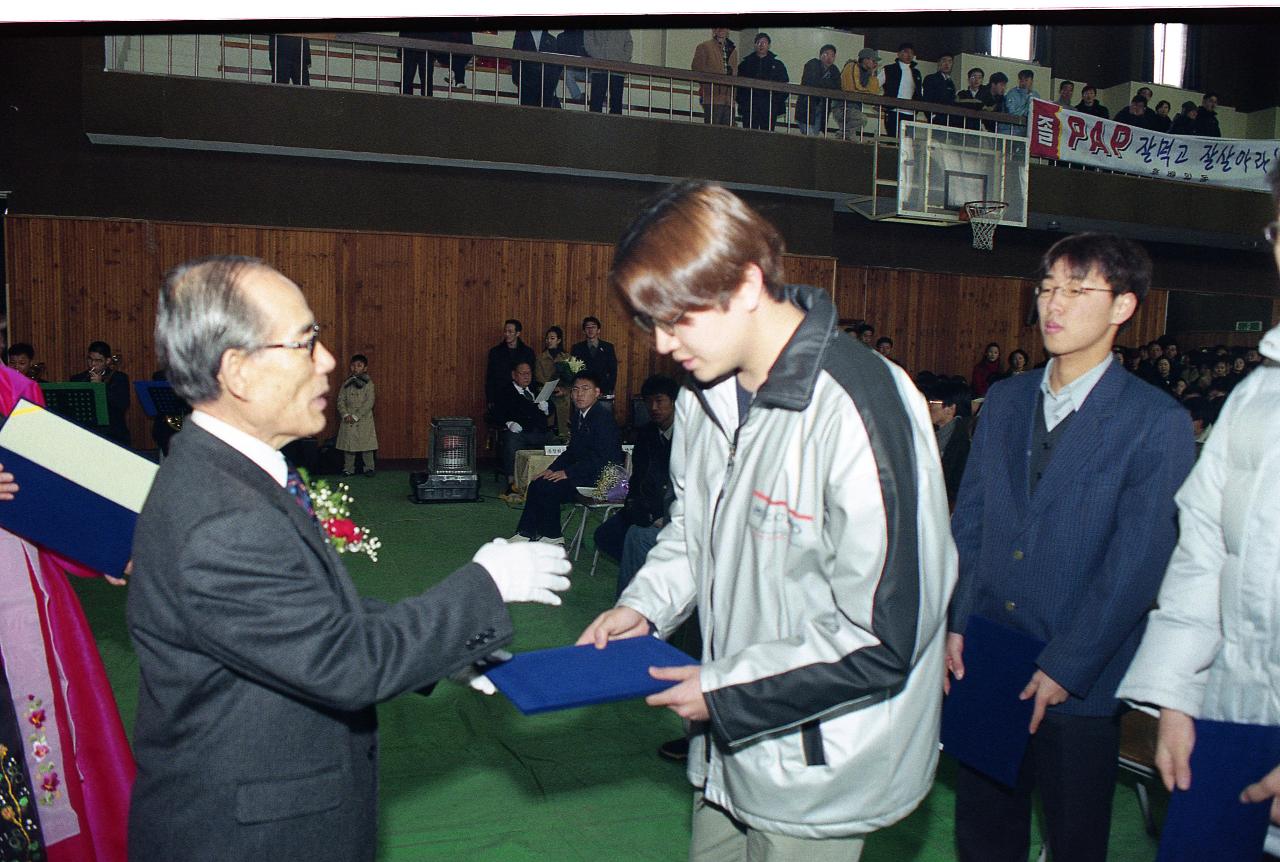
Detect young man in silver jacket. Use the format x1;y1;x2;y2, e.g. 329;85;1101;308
579;182;957;860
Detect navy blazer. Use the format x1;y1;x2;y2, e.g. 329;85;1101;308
551;401;623;486
949;361;1195;716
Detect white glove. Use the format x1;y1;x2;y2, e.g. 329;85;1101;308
537;401;550;414
506;421;523;433
448;666;497;695
473;539;571;605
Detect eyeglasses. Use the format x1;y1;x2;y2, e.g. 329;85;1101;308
1265;221;1279;244
570;384;596;394
632;312;685;335
1033;283;1114;301
257;323;321;357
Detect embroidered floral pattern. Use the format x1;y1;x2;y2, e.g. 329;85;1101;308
0;740;44;860
22;699;59;807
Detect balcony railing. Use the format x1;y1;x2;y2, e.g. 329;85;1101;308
102;31;1025;145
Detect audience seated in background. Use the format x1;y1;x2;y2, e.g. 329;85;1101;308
1169;100;1199;135
875;335;896;362
510;371;623;544
1151;99;1173;133
1195;92;1222;137
970;341;1001;396
495;360;556;493
6;341;39;380
1074;84;1110;119
1001;69;1039;135
855;322;876;347
736;33;789;131
923;377;972;508
1055;79;1075;109
1005;348;1030;379
485;318;537;420
70;339;131;448
1115;94;1157;130
833;48;881;139
594;374;678;590
691;28;738;127
795;44;840;136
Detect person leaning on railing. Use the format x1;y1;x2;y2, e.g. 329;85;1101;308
691;28;739;127
832;47;881;140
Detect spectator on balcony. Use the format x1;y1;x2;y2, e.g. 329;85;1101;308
954;67;987;130
1075;84;1110;119
1194;93;1222;137
267;35;310;86
1001;69;1039;135
1055;79;1075;109
691;28;738;127
400;31;473;97
1115;94;1157;131
557;29;588;104
879;42;922;136
981;72;1009;133
922;52;957;124
736;33;789;131
511;29;562;109
833;47;881;139
1137;86;1154;103
795;44;840;135
1169;100;1199;135
1151;99;1173;133
585;29;633;115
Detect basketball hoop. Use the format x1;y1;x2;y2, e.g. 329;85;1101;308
962;200;1008;251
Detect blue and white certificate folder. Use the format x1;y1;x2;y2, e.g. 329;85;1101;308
1156;718;1280;862
0;398;158;575
486;636;698;715
940;615;1045;787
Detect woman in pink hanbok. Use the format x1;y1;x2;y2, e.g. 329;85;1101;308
0;364;134;861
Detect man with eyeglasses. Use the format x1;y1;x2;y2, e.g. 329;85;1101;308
127;256;571;861
510;369;623;544
578;182;957;858
946;233;1195;862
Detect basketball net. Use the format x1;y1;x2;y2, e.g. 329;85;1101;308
964;201;1008;251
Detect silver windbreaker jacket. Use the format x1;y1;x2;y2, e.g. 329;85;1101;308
619;285;958;838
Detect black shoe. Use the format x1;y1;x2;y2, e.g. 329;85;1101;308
657;737;689;762
363;470;375;478
341;471;355;477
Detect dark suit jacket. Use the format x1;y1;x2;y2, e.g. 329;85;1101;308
937;418;971;509
949;363;1195;716
624;422;673;526
511;30;562;107
494;380;552;431
570;338;618;396
484;339;537;409
127;424;513;861
551;401;623;486
71;368;131;446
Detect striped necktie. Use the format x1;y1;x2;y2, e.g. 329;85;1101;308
285;467;316;521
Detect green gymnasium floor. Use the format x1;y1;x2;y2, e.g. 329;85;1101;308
73;471;1164;861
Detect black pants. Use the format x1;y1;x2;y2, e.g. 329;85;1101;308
515;476;578;539
401;48;427;94
589;71;624;114
955;711;1121;862
427;50;469;95
268;36;309;85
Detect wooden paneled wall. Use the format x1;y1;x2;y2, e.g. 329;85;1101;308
835;265;1168;378
5;214;1169;460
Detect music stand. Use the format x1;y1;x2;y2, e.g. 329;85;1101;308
39;383;108;427
134;381;188;418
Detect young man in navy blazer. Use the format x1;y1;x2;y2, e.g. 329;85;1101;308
946;233;1196;862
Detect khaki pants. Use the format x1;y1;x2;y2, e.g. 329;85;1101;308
689;791;865;862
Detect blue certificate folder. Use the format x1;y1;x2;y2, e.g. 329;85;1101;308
940;615;1045;787
1156;719;1280;862
0;398;158;575
486;636;698;715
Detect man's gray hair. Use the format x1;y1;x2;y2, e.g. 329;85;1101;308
156;255;270;404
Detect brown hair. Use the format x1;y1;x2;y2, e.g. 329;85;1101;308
610;181;787;324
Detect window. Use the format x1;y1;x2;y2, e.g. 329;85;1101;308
990;25;1033;61
1153;23;1187;87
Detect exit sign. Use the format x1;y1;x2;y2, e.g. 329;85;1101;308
1235;321;1263;332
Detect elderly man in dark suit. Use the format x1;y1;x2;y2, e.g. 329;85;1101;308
511;370;623;544
127;256;570;862
495;359;555;490
946;233;1196;862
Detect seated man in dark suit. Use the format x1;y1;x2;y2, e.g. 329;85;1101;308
495;360;555;492
923;377;972;509
593;374;677;573
511;370;623;544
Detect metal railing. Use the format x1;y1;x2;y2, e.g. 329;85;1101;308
102;32;1027;145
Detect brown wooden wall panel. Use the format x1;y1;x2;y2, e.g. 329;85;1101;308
6;213;1168;460
835;264;1168;380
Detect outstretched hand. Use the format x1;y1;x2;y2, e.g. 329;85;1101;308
576;606;650;648
473;539;571;605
